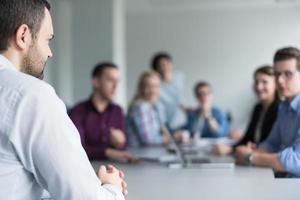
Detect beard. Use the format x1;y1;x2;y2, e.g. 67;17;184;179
94;88;114;102
21;41;47;80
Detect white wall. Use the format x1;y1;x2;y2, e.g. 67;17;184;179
49;1;73;104
126;3;300;128
113;0;127;109
46;0;126;108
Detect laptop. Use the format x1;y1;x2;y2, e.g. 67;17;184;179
163;126;235;169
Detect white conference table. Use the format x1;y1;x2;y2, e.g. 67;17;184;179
91;146;300;200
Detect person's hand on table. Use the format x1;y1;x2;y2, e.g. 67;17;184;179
110;128;126;149
173;130;190;144
235;142;256;165
162;132;170;145
229;129;243;142
213;143;233;156
105;148;138;163
98;164;128;195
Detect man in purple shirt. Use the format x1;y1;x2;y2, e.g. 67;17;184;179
70;62;135;161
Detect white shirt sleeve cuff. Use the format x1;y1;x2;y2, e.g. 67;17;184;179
102;184;125;200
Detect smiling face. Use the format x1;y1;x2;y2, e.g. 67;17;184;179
254;72;276;103
21;8;54;79
142;74;161;103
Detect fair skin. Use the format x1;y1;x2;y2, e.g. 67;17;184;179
98;165;128;195
275;58;300;100
254;73;276;109
3;9;53;79
197;86;219;134
157;58;173;82
2;8;127;195
235;142;284;172
141;75;161;103
92;67;120;110
236;58;300;171
214;72;276;156
174;85;221;144
92;68;136;162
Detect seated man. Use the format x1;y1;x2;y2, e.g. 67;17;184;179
236;47;300;177
185;81;229;139
70;62;135;161
151;52;187;130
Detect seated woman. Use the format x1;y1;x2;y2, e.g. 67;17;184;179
185;81;229;139
214;65;279;155
126;71;169;147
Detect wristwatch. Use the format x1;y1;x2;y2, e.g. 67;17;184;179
244;153;253;166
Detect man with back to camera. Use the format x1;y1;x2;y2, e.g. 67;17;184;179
236;47;300;177
0;0;127;199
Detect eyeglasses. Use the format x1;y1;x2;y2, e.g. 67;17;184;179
197;91;211;97
274;70;300;80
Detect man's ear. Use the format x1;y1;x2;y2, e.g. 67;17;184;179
14;24;32;50
92;77;99;88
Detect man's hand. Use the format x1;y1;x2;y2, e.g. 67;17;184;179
201;102;212;118
110;128;126;149
105;148;138;163
173;131;190;144
235;142;255;165
229;129;243;142
97;165;128;195
161;126;171;145
250;152;285;172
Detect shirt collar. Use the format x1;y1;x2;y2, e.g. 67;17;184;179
88;97;113;114
288;93;300;112
0;54;18;71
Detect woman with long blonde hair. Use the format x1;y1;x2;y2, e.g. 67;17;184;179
126;71;169;147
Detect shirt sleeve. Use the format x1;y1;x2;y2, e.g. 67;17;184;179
9;82;124;200
259;118;281;153
277;132;300;176
183;111;195;135
174;71;185;103
115;107;126;133
211;109;229;137
114;106;127;150
69;106;108;160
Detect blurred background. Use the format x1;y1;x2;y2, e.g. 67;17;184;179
46;0;300;129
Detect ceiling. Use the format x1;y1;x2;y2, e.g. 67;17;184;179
127;0;300;12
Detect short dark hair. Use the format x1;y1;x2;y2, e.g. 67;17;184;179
0;0;50;52
194;81;211;97
151;52;172;71
254;65;274;79
274;47;300;70
92;62;118;78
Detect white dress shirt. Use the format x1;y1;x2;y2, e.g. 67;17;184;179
0;55;125;200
